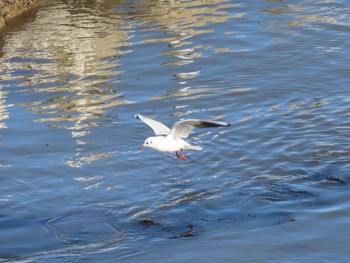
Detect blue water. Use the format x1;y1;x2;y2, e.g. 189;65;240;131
1;0;350;262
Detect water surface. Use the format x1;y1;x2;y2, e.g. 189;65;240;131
1;0;350;262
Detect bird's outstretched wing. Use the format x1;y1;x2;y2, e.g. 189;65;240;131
134;114;171;135
170;119;230;138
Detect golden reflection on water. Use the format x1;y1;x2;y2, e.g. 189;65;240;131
261;1;349;28
134;0;243;58
0;6;132;128
127;0;245;108
0;0;243;118
0;87;8;129
0;0;242;127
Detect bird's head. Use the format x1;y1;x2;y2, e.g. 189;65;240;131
139;136;161;149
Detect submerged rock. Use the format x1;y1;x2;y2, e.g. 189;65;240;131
0;0;38;28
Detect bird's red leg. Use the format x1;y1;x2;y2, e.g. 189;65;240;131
176;151;181;159
181;149;187;161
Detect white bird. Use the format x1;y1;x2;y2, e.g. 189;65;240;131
134;114;230;160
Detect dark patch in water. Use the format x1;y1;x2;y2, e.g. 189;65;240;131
138;219;158;226
136;219;200;239
261;183;320;203
312;163;349;185
326;175;347;184
169;224;196;239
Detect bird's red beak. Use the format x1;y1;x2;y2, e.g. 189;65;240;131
139;145;145;149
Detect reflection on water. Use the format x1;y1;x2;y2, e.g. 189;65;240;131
0;0;241;129
0;0;134;167
0;87;8;128
0;0;242;167
1;0;350;261
2;0;344;138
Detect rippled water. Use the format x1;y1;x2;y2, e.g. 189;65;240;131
1;0;350;261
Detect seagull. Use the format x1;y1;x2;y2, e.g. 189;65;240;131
134;114;230;160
